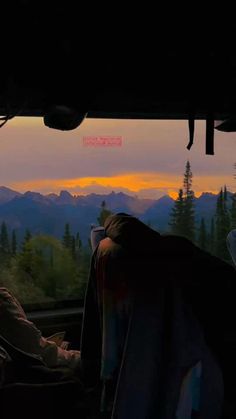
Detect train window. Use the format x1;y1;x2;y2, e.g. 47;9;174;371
0;117;235;309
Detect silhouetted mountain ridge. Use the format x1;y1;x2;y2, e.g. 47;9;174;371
0;187;230;243
0;186;22;204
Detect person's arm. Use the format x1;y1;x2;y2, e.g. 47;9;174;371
0;288;80;369
0;288;43;356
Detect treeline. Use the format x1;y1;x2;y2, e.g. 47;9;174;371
169;161;235;264
0;201;113;306
0;223;17;260
0;222;91;306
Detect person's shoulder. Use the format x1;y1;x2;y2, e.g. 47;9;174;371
0;287;14;300
0;287;27;317
161;234;196;255
161;234;234;270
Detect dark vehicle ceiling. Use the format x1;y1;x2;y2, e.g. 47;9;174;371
0;4;235;141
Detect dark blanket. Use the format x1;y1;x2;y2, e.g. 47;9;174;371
81;213;236;418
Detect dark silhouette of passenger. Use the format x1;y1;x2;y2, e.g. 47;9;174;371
81;213;236;419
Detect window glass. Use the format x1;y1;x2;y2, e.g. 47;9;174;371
0;118;235;307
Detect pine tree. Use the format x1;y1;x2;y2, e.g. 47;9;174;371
231;192;236;229
183;161;193;195
215;189;223;257
223;185;228;201
182;161;195;242
169;161;195;242
215;187;231;262
209;217;216;254
11;229;17;255
97;201;112;226
62;223;72;249
22;229;32;252
74;232;82;262
198;218;207;251
71;235;76;259
20;229;33;275
75;232;82;249
0;221;10;254
62;223;76;258
223;186;231;233
169;189;185;235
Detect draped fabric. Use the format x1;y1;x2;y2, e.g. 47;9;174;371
81;214;236;418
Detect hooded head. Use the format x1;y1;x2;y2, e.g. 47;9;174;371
104;213;160;250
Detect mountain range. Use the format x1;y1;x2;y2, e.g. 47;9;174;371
0;186;227;245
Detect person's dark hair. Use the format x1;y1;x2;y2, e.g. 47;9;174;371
104;213;160;249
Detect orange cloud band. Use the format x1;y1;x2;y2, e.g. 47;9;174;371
8;172;234;199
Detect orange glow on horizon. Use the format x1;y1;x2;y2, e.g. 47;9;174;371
8;172;234;199
8;172;184;198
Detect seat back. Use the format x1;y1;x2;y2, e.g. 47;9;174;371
0;334;86;418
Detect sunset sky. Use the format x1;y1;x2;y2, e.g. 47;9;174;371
0;117;236;199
